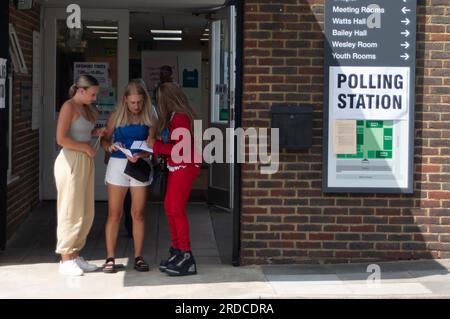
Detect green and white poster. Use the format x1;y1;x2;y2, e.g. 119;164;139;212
326;67;411;190
337;120;393;160
328;119;409;190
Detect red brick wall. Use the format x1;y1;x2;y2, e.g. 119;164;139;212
241;0;450;264
6;3;40;240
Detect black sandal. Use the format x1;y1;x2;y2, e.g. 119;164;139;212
134;256;150;272
103;257;116;273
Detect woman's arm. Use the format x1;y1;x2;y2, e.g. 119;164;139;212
91;126;107;138
149;126;156;139
100;111;117;152
131;126;153;160
147;126;157;149
56;102;96;157
100;111;124;153
135;126;155;159
151;114;191;156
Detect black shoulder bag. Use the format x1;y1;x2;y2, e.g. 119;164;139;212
150;156;168;197
124;158;152;183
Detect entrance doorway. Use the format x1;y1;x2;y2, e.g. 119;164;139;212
42;8;129;200
40;0;242;265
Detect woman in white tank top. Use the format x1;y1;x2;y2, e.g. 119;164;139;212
54;75;106;276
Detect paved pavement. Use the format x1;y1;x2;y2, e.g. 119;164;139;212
1;202;450;299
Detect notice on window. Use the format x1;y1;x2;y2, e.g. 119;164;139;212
333;120;357;155
0;58;6;109
74;62;110;88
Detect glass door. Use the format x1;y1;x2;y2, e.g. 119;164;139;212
208;6;236;210
42;8;129;200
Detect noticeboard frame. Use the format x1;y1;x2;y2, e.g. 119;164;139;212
322;0;416;194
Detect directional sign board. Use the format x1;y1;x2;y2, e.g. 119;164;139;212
323;0;416;193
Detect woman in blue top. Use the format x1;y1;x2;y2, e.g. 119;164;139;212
101;80;155;273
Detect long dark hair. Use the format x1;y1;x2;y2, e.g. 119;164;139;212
155;82;197;136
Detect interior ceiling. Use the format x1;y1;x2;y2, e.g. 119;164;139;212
37;0;225;10
38;0;225;43
130;12;210;42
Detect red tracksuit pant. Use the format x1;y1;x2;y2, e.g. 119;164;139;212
164;165;200;251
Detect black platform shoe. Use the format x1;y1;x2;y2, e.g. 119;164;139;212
159;247;180;272
165;250;197;276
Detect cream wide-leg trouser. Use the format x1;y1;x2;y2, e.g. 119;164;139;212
54;148;95;255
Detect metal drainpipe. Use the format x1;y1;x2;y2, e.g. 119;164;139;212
232;0;244;267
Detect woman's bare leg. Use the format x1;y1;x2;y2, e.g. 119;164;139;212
105;184;129;258
129;186;147;257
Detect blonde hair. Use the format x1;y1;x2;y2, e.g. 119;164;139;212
155;82;197;136
114;80;154;128
68;74;99;122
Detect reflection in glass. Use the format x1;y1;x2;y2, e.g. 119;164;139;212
55;19;118;125
219;19;229;121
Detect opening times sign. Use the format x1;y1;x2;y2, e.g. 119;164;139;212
323;0;416;193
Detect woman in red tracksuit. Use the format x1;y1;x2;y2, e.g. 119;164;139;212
147;82;201;276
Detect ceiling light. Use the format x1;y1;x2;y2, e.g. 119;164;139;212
86;26;118;30
153;37;182;41
92;31;118;34
100;36;118;39
150;30;182;34
200;38;209;41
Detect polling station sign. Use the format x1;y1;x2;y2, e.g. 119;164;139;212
323;0;416;194
330;66;409;121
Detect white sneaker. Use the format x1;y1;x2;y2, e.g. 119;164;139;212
75;256;98;272
59;260;84;276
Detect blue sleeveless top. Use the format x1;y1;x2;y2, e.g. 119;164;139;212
111;124;149;159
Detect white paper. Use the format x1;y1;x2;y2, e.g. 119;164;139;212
117;146;133;157
74;62;110;88
131;140;153;153
333;120;357;155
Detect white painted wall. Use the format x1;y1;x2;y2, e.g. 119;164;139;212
141;50;205;124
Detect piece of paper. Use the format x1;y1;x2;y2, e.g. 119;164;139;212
333;120;357;155
131;140;153;153
74;62;110;88
117;146;133;157
92;135;101;151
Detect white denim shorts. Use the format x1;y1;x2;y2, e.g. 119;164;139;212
105;157;152;187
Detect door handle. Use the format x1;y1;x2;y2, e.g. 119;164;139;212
215;83;228;95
